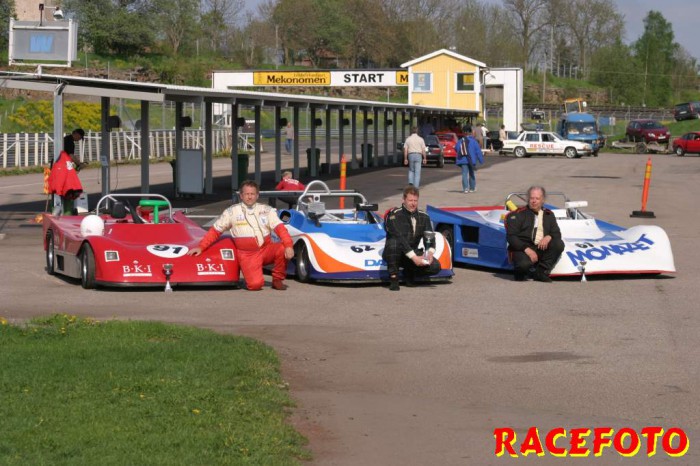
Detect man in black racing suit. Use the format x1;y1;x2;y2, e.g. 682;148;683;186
506;186;565;282
383;185;441;291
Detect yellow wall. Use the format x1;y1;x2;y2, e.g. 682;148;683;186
410;54;480;112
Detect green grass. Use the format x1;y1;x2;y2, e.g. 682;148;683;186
0;315;310;465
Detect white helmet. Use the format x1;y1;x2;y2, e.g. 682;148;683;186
80;215;105;236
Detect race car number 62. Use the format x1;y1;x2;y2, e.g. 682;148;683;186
147;244;190;258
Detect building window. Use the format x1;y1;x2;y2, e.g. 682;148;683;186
456;73;475;91
412;72;432;92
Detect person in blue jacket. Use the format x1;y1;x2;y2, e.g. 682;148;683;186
454;126;484;193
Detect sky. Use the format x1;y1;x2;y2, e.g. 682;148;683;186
244;0;700;61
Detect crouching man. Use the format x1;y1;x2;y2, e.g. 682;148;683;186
188;180;294;290
506;186;565;282
383;185;441;291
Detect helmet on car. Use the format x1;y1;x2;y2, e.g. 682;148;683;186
80;215;105;236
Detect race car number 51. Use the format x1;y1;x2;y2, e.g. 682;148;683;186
147;244;190;258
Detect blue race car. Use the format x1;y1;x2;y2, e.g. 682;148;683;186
428;192;675;278
264;181;454;283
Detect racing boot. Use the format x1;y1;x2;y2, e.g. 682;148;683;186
272;278;288;290
389;275;400;291
533;266;553;283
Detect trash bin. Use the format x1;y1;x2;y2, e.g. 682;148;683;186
361;143;373;166
237;153;250;185
306;148;321;177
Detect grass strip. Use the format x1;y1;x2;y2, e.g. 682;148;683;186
0;314;310;465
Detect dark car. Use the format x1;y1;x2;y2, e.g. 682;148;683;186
396;135;445;168
672;132;700;156
625;120;671;144
674;102;700;121
424;135;445;167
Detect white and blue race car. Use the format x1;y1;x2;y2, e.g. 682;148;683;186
428;192;675;278
265;181;454;283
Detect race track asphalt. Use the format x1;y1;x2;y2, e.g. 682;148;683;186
1;150;698;465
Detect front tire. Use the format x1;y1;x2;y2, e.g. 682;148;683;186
46;231;55;275
437;225;454;259
514;146;527;158
675;146;685;156
564;147;578;159
437;155;444;168
80;244;96;289
295;243;311;283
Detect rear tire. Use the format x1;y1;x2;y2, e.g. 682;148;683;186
46;231;55;275
295;243;311;283
80;244;96;289
514;146;527;158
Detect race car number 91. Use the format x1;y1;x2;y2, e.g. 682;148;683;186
147;244;190;258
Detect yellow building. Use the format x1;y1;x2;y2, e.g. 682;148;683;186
401;49;487;116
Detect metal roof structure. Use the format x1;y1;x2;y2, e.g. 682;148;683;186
0;71;478;197
0;70;479;116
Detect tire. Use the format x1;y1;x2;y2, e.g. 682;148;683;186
437;155;444;168
80;244;96;289
437;225;454;259
514;146;527;158
592;150;599;157
635;142;647;154
675;146;685;157
46;231;55;275
564;147;578;159
295;243;311;283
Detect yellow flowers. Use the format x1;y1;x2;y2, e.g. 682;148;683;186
191;409;201;415
0;317;7;326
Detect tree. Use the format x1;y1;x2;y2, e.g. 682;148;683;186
62;0;156;56
589;40;642;105
503;0;549;71
151;0;200;55
199;0;244;56
633;11;678;107
0;0;14;52
559;0;624;78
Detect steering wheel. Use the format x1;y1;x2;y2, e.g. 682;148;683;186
139;199;170;224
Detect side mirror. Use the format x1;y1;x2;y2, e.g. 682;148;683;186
356;203;378;212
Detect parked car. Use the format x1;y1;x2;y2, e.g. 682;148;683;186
500;131;592;158
625;120;671;144
435;132;459;162
486;131;518;151
673;102;700;121
424;134;445;167
672;132;700;156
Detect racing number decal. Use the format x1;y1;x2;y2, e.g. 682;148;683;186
351;245;375;253
147;244;190;258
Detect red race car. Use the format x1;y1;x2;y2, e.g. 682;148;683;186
43;194;240;289
672;132;700;156
435;132;459;162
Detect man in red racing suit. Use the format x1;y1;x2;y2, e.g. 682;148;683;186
187;180;294;290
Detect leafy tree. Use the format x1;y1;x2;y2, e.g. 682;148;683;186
0;0;14;52
62;0;156;56
589;40;642;105
633;11;678;106
151;0;200;55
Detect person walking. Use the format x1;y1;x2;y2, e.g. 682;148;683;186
454;126;484;193
285;122;294;154
403;127;427;188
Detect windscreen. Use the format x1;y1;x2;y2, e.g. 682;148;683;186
565;122;597;134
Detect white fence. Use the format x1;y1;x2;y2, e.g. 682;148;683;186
0;128;236;168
